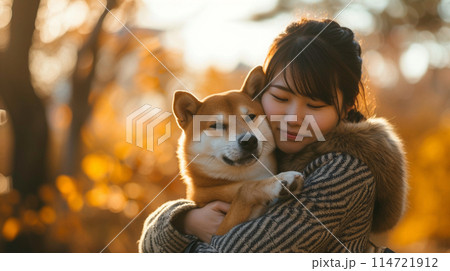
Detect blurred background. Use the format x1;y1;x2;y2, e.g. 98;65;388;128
0;0;449;252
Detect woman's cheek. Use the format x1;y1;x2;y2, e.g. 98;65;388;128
261;94;278;116
261;94;271;112
314;111;339;136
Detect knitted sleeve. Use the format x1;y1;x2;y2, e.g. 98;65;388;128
138;199;198;252
139;152;375;253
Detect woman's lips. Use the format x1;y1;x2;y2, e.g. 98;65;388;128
278;129;299;141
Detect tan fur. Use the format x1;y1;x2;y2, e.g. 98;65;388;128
173;66;303;235
278;118;408;233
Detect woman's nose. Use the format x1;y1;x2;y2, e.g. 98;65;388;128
285;102;304;126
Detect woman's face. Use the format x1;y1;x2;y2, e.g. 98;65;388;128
261;74;343;154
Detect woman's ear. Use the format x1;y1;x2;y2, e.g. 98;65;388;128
172;90;201;130
240;66;265;99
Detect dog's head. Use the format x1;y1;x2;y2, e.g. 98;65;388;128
173;66;276;180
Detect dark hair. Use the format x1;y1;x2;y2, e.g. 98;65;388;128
263;19;370;123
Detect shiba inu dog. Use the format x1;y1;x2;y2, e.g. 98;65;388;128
173;66;303;235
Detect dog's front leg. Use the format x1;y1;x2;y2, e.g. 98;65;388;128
215;171;303;236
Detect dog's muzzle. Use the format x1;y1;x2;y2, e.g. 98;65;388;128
222;153;257;166
222;134;260;166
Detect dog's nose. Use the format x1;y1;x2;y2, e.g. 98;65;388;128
238;134;258;151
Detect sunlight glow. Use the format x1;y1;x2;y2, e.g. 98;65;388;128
0;2;12;29
438;0;450;23
337;4;375;36
423;40;449;69
400;43;429;84
364;50;399;89
0;173;11;194
386;0;406;18
136;0;288;71
2;217;20;241
64;1;88;31
363;0;388;14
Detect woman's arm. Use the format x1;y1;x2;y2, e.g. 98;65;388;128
138;200;230;252
181;153;375;253
138;199;197;253
139;152;375;253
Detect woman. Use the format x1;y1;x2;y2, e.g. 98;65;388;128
138;19;407;253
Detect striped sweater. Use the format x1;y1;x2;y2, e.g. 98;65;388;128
139;152;376;252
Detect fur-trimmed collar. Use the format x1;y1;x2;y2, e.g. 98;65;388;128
278;118;408;233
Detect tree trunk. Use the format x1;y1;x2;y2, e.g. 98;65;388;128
0;0;48;252
64;0;117;175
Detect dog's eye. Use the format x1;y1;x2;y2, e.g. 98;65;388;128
248;114;256;120
209;123;226;129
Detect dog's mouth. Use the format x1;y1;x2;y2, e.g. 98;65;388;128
222;153;259;166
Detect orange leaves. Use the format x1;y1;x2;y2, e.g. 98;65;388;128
39;206;56;225
82;154;111;182
81;152;133;183
86;183;109;208
123;182;142;200
56;175;77;194
106;185;127;213
2;218;20;241
389;121;450;251
56;175;83;212
419;134;446;164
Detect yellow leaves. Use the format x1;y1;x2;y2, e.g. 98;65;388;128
419;135;446;164
111;161;133;184
2;217;20;241
56;175;83;212
123;200;139;218
56;175;76;195
106;185;126;213
136;74;160;90
67;193;83;212
82;154;111;182
23;210;39;226
1;208;54;241
86;183;109;208
114;142;132;160
390;121;450;250
86;183;135;215
123;182;142;200
39;206;56;224
81;153;132;183
39;185;56;203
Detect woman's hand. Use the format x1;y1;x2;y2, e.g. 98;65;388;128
183;201;230;243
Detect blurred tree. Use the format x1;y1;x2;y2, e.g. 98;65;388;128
0;0;47;251
64;0;118;175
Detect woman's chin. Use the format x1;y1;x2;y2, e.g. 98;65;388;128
275;139;311;154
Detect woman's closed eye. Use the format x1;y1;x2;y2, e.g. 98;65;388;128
271;94;288;102
307;103;326;109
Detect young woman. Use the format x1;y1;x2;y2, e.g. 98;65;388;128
138;19;407;253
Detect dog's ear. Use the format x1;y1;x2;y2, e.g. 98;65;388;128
240;66;265;99
173;90;201;130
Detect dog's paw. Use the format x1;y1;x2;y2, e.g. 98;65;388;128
275;171;304;197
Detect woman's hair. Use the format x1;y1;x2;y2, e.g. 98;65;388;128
263;19;370;123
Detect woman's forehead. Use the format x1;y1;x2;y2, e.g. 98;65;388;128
269;69;298;93
268;71;343;101
270;69;292;85
270;75;288;87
